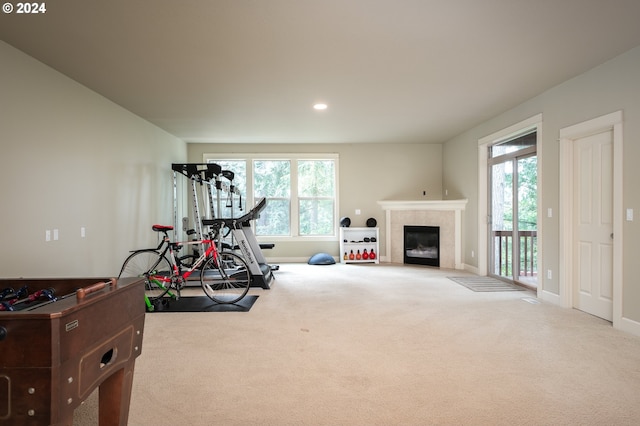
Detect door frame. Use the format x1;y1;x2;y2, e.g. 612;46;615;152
488;147;537;284
478;114;543;298
558;110;623;328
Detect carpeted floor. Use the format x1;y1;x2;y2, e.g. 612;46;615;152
448;276;526;292
74;263;640;425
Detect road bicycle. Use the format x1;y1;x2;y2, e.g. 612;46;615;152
118;223;251;311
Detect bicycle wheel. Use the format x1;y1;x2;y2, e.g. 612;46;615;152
200;252;251;304
119;249;173;300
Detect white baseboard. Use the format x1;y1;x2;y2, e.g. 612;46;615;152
619;316;640;338
540;289;561;304
463;263;479;275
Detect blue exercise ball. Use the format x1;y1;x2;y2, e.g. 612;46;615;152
308;253;336;265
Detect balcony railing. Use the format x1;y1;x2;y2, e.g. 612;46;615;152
493;230;537;278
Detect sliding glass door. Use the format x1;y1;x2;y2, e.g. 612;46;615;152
488;132;538;287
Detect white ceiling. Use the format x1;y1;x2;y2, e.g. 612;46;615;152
2;0;640;144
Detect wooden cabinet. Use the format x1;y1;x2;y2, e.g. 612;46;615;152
339;227;379;264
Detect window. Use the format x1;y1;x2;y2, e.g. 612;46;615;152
254;160;291;236
298;160;335;236
204;153;338;239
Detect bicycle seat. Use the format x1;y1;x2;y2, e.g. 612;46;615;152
152;225;174;232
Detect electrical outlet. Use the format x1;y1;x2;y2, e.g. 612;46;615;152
45;230;51;242
547;269;552;280
355;209;361;215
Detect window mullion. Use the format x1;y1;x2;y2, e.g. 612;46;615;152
291;160;299;237
247;159;254;209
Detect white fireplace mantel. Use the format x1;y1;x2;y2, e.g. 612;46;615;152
377;199;467;269
377;199;468;212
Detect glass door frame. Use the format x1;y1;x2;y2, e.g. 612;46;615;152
487;141;537;287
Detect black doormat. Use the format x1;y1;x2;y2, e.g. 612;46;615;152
448;276;526;292
149;295;258;313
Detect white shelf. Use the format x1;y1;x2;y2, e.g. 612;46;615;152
339;227;379;264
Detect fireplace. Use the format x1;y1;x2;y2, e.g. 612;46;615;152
377;199;467;269
404;225;440;267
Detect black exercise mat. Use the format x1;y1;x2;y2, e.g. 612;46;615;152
149;295;258;313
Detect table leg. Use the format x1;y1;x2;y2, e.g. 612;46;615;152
98;363;135;426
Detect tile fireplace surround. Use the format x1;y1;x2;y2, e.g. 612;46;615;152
377;199;468;269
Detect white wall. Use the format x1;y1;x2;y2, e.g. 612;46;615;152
0;41;187;277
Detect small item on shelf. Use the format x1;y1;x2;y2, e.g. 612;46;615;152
340;217;351;227
369;249;376;260
349;250;355;260
343;252;348;260
363;249;369;260
356;250;362;260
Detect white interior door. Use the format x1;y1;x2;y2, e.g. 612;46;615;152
573;130;614;321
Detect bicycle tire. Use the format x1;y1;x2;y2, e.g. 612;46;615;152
200;252;251;304
119;249;173;300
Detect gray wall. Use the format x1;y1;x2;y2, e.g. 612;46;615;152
443;45;640;322
188;142;443;260
0;41;187;278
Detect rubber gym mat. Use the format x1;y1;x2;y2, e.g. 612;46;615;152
149;295;258;313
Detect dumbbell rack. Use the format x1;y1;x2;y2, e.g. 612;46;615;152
339;227;379;264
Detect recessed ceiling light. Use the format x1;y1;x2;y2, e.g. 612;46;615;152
313;103;328;110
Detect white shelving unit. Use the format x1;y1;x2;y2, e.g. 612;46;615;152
339;227;379;264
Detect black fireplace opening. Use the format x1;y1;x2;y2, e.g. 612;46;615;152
404;225;440;267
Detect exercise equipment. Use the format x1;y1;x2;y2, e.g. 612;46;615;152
172;163;223;238
308;253;336;265
172;163;276;289
203;197;276;289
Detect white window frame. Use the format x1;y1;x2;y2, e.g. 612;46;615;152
203;153;339;242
